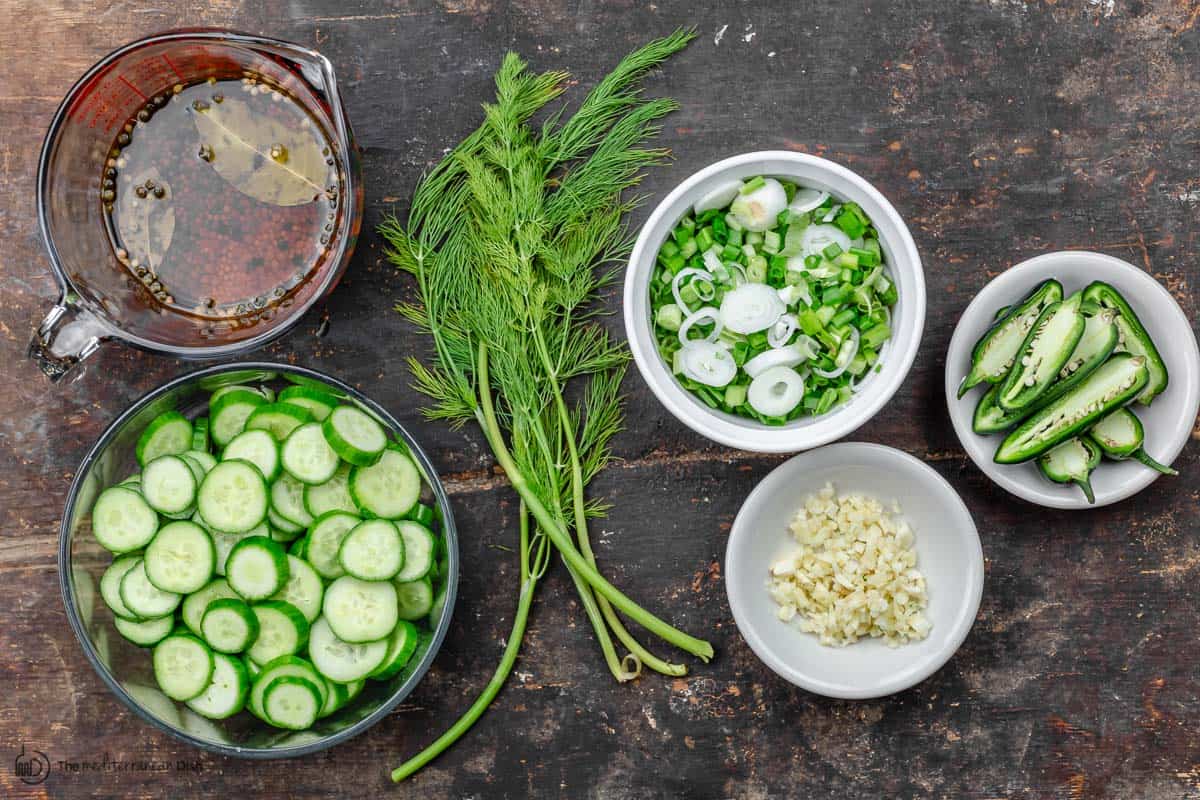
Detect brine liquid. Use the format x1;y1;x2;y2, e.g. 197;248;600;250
101;75;342;329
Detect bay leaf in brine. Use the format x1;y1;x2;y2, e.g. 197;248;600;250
116;167;175;274
190;96;330;207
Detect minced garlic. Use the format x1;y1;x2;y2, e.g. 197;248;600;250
767;483;931;647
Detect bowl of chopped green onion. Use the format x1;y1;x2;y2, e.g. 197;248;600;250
624;151;925;452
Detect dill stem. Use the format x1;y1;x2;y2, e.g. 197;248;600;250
531;327;687;677
477;342;714;662
391;503;542;783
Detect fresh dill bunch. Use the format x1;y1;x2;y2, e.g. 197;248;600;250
381;29;712;783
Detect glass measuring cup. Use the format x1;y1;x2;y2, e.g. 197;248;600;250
30;29;363;381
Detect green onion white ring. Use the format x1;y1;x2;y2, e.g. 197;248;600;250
678;306;723;347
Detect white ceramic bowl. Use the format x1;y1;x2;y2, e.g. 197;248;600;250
945;251;1200;509
725;443;983;698
624;152;926;453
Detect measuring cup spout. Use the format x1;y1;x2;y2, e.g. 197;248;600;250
28;295;110;381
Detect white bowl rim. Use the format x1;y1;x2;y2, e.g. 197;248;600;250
724;442;984;699
943;250;1200;509
624;151;926;453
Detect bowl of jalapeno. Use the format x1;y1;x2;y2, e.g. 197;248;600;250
946;250;1200;508
624;151;926;453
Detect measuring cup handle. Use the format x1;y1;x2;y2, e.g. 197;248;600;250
28;297;109;382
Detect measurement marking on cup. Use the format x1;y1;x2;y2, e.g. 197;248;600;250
118;75;147;101
161;53;184;81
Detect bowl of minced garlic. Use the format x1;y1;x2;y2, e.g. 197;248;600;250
725;443;983;698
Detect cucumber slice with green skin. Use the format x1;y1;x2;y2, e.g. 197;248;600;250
369;620;419;680
428;579;448;629
186;651;249;720
308;617;388;683
245;656;262;679
145;520;215;594
995;354;1149;464
267;507;305;536
393;521;436;583
304;463;357;518
270;473;314;529
270;555;324;622
208;526;266;576
118;473;142;488
153;634;214;701
349;448;421;519
92;486;159;553
114;614;175;646
247;600;310;664
136;411;193;467
197;460;269;533
997;293;1086;412
101;554;144;620
405;502;436;529
222;429;282;482
305;511;361;579
344;679;365;702
278;386;340;422
289;535;309;560
191;417;210;452
246;403;314;442
338;519;404;581
202;597;260;653
262;675;323;730
226;536;290;601
184;450;217;472
1037;437;1102;504
247;655;327;719
181;578;238;636
394;577;434;622
210;389;267;448
120;559;182;618
322;406;387;467
317;676;350;718
180;454;207;485
1083;281;1169;405
958;279;1063;398
1088;408;1178;475
281;422;340;485
322;576;398;643
269;525;302;543
211;384;273;403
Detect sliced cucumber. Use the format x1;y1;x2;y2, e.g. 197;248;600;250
428;579;448;629
197;460;269;533
191;416;210;452
369;620;419;680
267;506;305;536
186;651;249;720
405;503;436;529
208;526;266;576
181;578;238;636
394;576;434;622
270;555;324;622
101;553;144;619
226;536;289;601
338;519;404;581
136;411;193;467
246;403;313;441
303;463;357;518
289;535;309;559
322;576;398;643
201;597;260;653
305;511;361;579
210;389;267;448
247;655;327;719
308;617;387;683
153;634;214;701
247;601;310;664
270;524;302;543
114;614;174;647
92;486;159;553
393;521;436;582
184;449;217;473
144;520;215;594
349;447;421;519
317;676;351;718
278;386;339;421
281;422;339;485
120;558;182;618
269;473;314;529
262;675;322;730
222;429;282;482
322;406;387;466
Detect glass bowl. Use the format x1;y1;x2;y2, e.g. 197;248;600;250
58;362;458;757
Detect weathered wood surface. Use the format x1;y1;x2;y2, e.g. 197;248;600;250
2;1;1199;797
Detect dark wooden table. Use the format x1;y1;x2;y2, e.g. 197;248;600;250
3;2;1200;798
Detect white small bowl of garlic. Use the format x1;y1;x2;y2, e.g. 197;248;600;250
724;442;984;699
